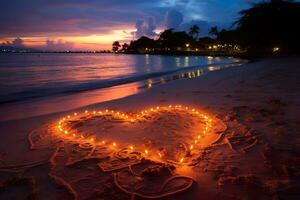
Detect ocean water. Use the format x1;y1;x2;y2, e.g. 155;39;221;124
0;53;242;121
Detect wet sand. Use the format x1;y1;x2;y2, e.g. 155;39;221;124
0;57;299;200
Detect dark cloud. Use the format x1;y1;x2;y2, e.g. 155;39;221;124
0;0;157;37
132;17;158;38
165;10;183;30
0;0;264;38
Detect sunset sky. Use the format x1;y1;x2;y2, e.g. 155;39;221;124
0;0;260;50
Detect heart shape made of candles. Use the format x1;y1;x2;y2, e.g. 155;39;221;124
54;105;226;165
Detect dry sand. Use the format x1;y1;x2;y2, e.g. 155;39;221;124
0;57;299;200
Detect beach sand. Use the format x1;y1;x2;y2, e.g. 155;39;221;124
0;57;299;200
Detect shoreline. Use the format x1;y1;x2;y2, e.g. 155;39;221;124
0;57;299;199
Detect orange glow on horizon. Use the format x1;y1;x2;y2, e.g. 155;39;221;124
0;29;135;50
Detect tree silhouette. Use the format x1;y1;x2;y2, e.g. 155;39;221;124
128;36;157;52
235;0;300;53
189;25;200;40
158;29;192;50
121;43;129;51
209;26;219;38
112;41;121;52
158;29;174;42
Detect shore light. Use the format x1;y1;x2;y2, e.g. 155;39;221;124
273;47;280;52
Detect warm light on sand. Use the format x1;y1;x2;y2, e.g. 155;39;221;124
55;104;213;165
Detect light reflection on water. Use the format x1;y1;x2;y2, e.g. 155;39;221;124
141;62;245;89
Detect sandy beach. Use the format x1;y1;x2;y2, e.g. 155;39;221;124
0;57;299;200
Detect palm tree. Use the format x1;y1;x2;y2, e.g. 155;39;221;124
209;26;219;38
189;25;200;39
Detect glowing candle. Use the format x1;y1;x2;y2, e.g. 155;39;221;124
180;158;184;163
113;142;116;147
130;146;134;150
144;149;149;154
64;130;68;135
190;145;194;150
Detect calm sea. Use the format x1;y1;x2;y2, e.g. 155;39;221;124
0;53;242;120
